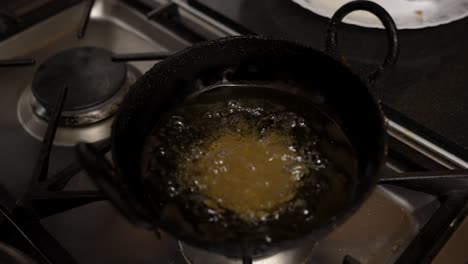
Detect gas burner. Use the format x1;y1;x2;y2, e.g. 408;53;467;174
31;46;127;126
17;47;141;146
178;242;312;264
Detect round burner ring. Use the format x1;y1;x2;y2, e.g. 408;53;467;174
31;86;124;126
30;46;129;126
18;66;140;146
32;46;127;111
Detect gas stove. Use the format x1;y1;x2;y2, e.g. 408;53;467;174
0;0;466;264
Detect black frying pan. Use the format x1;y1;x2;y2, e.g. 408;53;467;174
77;1;399;261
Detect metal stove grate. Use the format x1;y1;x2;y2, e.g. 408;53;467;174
0;1;467;264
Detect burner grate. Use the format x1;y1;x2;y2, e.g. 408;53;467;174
0;1;467;264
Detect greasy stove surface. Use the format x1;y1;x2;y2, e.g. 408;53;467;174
195;0;468;159
0;0;465;264
0;0;191;197
177;185;439;264
0;1;186;263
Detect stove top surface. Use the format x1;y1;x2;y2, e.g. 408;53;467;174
0;1;466;264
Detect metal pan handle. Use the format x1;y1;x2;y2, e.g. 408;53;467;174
324;1;399;84
76;143;153;228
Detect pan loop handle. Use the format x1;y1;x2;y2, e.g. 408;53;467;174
324;1;399;85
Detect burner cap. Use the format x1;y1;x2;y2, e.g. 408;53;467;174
32;47;127;111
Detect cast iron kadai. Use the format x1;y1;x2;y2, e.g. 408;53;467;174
77;0;399;261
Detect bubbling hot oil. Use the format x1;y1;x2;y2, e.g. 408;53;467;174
142;87;357;243
180;121;309;220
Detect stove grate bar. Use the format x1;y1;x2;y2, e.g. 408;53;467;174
343;255;362;264
42;162;82;191
242;256;252;264
30;190;107;218
30;85;67;187
379;169;468;196
0;58;36;67
17;85;67;207
0;186;77;264
394;190;468;264
146;3;178;20
77;0;95;39
111;51;173;62
41;139;111;191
